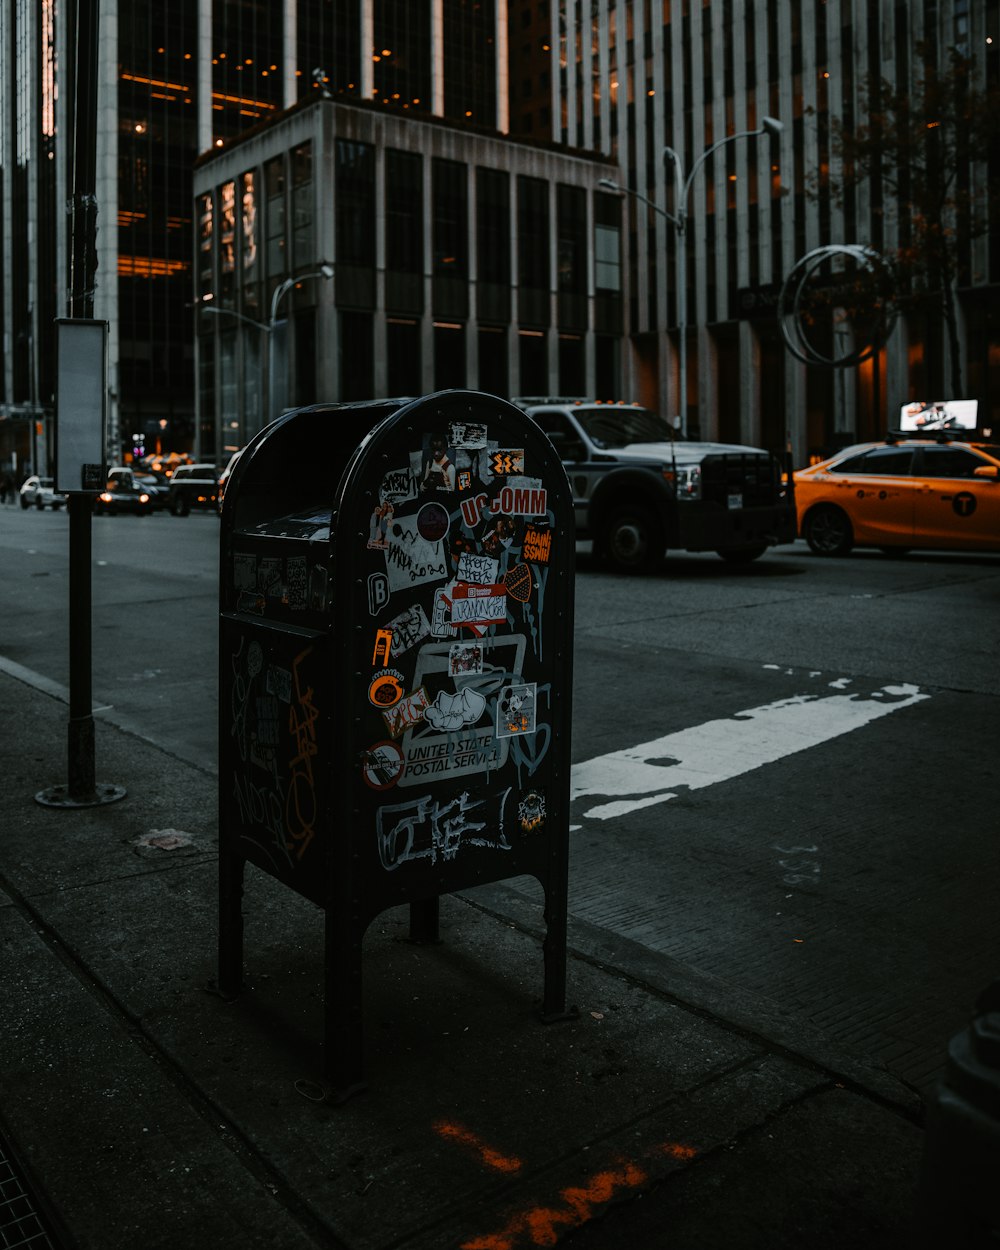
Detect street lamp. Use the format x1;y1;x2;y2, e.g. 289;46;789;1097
600;117;782;437
201;263;334;427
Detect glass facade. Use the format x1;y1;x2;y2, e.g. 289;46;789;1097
442;0;498;125
373;0;432;111
117;0;201;454
297;0;361;101
211;0;284;141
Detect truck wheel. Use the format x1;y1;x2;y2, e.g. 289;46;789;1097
174;496;190;517
716;545;768;564
803;504;853;556
602;507;665;573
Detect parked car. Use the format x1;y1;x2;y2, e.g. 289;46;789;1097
216;448;245;515
512;399;796;571
167;463;220;515
794;434;1000;556
19;475;66;510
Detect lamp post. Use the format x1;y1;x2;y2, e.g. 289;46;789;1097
201;263;333;431
599;116;782;437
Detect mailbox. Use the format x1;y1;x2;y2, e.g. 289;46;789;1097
218;391;575;1095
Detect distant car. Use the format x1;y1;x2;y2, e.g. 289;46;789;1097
131;471;171;510
794;435;1000;556
94;475;157;515
102;467;169;512
167;463;220;515
19;475;65;510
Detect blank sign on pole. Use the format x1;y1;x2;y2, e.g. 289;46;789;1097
56;318;108;493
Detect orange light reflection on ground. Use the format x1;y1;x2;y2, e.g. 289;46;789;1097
460;1140;699;1250
461;1161;646;1250
434;1121;523;1175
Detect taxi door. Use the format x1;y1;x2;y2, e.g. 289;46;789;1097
834;445;918;545
913;445;1000;549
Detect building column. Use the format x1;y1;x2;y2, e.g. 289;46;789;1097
495;0;509;133
739;320;760;446
198;0;212;152
431;0;444;116
284;2;297;110
361;0;374;102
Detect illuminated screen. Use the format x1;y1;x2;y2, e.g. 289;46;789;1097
899;399;978;432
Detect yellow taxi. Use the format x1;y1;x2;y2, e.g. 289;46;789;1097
794;436;1000;556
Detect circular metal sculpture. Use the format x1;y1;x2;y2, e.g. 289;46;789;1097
779;244;896;368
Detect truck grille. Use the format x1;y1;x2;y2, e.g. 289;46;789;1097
699;453;780;507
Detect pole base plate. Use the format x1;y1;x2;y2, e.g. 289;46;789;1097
35;782;127;809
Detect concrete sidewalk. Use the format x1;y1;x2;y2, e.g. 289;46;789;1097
0;666;926;1249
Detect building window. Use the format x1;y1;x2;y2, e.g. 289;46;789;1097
594;191;623;335
336;140;376;308
517;176;550;327
386;150;424;314
220;180;236;301
434;323;466;389
433;159;468;278
478;326;508;395
595;224;621;291
387;319;422;394
292;142;314;267
556;183;586;330
198;192;214;298
336;141;376;266
265;156;287;280
432;158;469;319
476;167;511;324
558;333;585;394
518;330;548;393
241;170;259;313
339;311;374;400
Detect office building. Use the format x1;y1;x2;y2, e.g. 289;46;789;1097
0;0;516;473
541;0;999;457
193;96;617;467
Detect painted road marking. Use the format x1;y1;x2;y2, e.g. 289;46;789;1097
571;683;929;821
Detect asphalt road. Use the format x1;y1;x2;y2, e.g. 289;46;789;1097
2;502;998;1095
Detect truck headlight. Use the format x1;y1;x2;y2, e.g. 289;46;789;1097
673;465;701;500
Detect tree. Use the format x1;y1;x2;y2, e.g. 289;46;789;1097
815;45;1000;398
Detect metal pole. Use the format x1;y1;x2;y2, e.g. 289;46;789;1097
36;2;125;811
677;221;687;437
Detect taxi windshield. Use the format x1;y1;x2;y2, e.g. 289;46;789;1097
576;407;671;448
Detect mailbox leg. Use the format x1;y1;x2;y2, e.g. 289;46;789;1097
324;905;367;1101
218;849;244;999
540;879;578;1023
408;896;440;944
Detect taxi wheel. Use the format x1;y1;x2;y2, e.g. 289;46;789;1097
803;504;853;556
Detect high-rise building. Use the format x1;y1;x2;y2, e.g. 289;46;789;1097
0;0;513;474
543;0;999;458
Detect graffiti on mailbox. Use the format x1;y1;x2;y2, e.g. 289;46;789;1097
358;419;563;874
376;787;513;871
228;633;323;874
